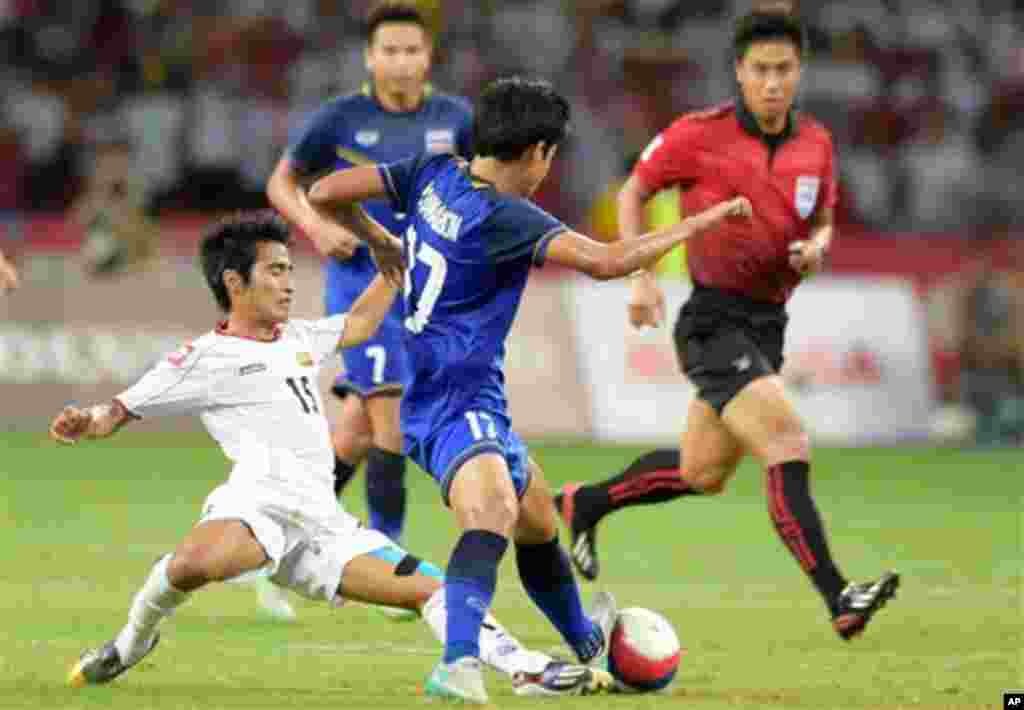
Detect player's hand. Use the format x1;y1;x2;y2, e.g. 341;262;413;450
788;240;827;276
369;233;405;288
318;225;361;261
724;196;753;219
0;255;18;293
628;273;665;329
50;405;92;445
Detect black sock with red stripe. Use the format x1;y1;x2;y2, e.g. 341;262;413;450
571;449;698;531
766;461;848;615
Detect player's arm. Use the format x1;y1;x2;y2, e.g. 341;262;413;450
267;156;360;260
306;167;405;282
620;125;696;326
545;197;751;280
307;164;390;211
0;248;19;292
49;399;135;444
338;274;400;348
788;205;833;276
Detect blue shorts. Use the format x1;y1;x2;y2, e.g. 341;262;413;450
405;409;532;506
324;256;410;398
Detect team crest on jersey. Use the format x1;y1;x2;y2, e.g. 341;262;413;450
296;352;314;367
425;128;455;154
355;129;380;147
795;176;821;219
166;342;194;367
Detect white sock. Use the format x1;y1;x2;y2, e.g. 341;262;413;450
114;555;189;664
421;589;551;677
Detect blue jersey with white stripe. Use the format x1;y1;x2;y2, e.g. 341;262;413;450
378;153;567;441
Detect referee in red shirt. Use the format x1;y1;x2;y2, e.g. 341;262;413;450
557;11;898;640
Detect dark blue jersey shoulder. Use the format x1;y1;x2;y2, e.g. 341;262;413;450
287;88;472;179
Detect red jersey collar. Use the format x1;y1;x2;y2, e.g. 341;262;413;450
735;98;798;146
216;321;283;342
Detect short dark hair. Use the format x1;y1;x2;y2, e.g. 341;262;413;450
200;214;291;312
472;77;570;161
733;11;806;61
366;1;428;44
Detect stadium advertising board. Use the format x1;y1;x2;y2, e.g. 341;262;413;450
569;277;934;445
0;254;586;436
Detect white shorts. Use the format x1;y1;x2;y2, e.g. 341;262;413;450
198;484;394;605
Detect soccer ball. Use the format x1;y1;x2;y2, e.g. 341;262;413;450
607;607;682;693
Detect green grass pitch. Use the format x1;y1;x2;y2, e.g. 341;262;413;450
1;432;1019;709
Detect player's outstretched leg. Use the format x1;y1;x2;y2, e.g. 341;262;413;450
70;519;266;687
555;448;702;581
68;555;181;687
363;395;407;543
423;453;516;703
517;458;618;673
723;377;899;639
339;542;608;700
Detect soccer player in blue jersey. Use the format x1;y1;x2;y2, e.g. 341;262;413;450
305;77;751;703
268;2;472;573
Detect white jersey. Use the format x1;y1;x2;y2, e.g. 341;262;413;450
117;316;347;507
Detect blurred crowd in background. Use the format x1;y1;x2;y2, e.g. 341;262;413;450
2;0;1024;230
1;0;1021;445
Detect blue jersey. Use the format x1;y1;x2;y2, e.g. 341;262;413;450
287;83;473;239
378;153;567;444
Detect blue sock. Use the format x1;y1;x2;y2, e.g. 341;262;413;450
444;530;509;664
365;447;406;541
516;537;601;661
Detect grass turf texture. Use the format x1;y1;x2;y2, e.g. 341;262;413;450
1;432;1019;709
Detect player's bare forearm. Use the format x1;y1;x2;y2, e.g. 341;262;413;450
809;207;834;253
0;248;18;292
334;204;396;248
267;159;316;233
616;175;651;243
680;197;750;236
49;400;134;444
617;175;655;275
599;196;750;278
340;274;399;348
308;165;389;209
546;201;737;281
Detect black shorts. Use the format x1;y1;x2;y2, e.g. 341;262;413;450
673;282;788;414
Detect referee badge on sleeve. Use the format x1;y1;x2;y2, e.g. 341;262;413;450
795;176;820;219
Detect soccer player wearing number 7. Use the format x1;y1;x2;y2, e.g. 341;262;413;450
54;215;610;698
306;76;751;703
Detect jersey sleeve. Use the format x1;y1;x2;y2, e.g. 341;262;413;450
115;343;216;418
285;101;344;178
291;315;349;362
378;153;438;213
632;118;703;194
483;199;568;266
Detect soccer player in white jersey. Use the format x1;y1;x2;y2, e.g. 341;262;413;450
52;215;610;698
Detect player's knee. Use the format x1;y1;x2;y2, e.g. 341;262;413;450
455;490;519;534
764;430;811;465
682;466;729;495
